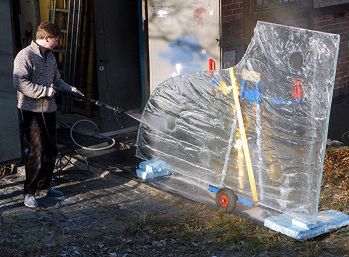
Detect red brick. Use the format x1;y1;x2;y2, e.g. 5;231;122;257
222;9;233;16
222;0;234;5
233;8;243;14
222;3;240;9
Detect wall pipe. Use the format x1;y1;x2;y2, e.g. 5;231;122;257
85;0;96;117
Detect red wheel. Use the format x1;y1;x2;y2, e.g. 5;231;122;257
215;188;238;213
219;194;229;207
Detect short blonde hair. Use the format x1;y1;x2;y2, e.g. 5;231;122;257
36;22;61;40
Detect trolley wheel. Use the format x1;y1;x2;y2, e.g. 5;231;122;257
215;188;238;213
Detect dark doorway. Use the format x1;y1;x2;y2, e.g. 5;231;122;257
94;0;142;131
0;0;21;163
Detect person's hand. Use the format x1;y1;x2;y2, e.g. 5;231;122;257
71;86;84;97
42;86;56;99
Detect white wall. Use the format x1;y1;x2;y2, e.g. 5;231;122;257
147;0;221;93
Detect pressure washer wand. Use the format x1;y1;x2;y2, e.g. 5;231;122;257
52;86;123;113
81;95;122;113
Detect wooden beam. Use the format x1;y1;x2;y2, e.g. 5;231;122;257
229;68;259;204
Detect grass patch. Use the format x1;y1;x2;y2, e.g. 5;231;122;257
204;212;285;255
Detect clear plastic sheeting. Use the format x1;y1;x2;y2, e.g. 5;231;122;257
136;21;340;215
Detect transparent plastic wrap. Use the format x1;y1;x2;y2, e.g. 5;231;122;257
136;21;340;215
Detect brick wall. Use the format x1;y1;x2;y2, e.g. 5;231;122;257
221;2;349;97
221;0;245;66
222;0;244;23
313;11;349;96
221;0;244;41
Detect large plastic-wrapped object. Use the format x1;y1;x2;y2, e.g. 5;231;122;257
136;21;340;215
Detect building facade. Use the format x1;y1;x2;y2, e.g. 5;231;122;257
221;0;349;99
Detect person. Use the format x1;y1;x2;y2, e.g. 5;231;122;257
13;22;84;208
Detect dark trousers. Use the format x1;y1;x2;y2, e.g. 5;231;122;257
19;109;57;195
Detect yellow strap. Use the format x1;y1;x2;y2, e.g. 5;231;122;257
229;68;259;204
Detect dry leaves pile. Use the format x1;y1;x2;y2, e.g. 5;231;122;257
323;146;349;209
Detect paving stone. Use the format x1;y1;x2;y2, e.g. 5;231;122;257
0;158;201;254
57;210;85;220
78;207;102;217
2;215;19;224
9;211;39;221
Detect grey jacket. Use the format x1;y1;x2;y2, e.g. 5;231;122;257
13;41;72;112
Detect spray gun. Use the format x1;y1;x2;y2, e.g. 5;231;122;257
44;85;141;152
49;85;142;123
76;94;123;114
51;85;123;114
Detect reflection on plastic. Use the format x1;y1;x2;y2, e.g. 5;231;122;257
136;21;340;215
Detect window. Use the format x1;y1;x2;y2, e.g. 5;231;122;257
222;49;236;68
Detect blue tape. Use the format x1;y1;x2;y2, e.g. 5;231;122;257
237;196;253;206
208;185;219;193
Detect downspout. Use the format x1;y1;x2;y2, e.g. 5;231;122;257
138;0;149;108
85;0;96;117
78;0;90;107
